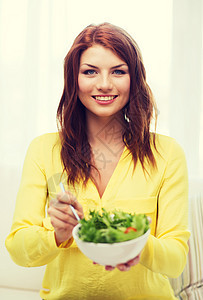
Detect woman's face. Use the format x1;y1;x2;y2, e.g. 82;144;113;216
78;44;130;119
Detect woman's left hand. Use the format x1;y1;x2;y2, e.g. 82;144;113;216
93;217;150;271
104;253;141;271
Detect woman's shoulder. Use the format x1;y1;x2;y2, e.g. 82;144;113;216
151;133;186;161
27;132;61;154
30;132;60;145
153;133;175;147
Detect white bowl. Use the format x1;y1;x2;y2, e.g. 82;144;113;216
72;224;150;266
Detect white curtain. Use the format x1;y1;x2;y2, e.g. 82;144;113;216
170;0;203;180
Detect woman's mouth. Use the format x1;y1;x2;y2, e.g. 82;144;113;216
93;95;117;101
92;95;118;104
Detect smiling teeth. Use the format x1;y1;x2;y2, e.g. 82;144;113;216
95;96;115;101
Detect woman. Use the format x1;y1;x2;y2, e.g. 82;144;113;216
5;23;190;299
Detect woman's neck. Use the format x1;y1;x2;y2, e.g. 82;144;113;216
86;111;126;149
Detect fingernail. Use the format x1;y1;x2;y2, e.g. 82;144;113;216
105;266;114;271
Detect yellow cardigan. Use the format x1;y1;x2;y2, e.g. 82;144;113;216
5;133;190;300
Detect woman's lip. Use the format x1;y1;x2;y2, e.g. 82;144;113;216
91;95;118;105
92;95;118;99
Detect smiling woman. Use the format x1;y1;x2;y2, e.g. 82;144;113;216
5;23;190;300
57;23;158;189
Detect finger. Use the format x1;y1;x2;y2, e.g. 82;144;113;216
50;215;74;231
49;200;71;212
105;265;115;271
57;191;84;219
48;206;78;226
125;254;141;267
49;198;59;206
57;191;83;213
49;198;83;218
57;191;77;205
116;264;131;272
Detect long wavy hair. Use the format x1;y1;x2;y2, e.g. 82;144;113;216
57;23;158;187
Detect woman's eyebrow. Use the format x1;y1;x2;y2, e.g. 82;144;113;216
80;63;128;69
81;63;98;68
111;64;128;69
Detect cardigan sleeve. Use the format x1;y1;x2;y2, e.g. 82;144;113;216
5;135;73;267
140;138;190;278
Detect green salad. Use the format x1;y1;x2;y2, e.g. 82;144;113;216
78;209;150;244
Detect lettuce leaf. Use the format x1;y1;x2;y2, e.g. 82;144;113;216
77;209;150;243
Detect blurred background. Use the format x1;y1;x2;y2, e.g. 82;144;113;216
0;0;202;299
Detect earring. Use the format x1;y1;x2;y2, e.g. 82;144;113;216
124;108;130;123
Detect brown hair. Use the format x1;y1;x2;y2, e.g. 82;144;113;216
57;23;158;186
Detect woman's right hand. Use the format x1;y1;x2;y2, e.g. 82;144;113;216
48;190;84;246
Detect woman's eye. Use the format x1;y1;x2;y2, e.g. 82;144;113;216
83;69;96;75
113;70;126;75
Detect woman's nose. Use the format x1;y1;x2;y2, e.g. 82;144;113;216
96;74;113;91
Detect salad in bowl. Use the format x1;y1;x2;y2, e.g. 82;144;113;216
72;209;150;266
